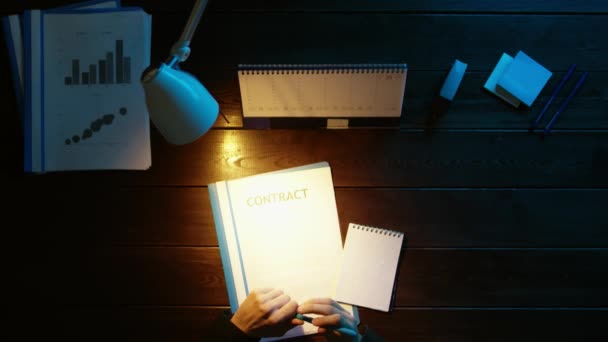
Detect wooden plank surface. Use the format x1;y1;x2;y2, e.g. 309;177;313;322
4;130;606;188
156;13;608;70
7;187;608;247
5;12;607;70
2;1;607;341
13;247;608;307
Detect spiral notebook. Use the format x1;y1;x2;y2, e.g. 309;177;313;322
335;223;405;312
237;64;407;127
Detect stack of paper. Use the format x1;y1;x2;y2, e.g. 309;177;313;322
484;51;553;108
2;0;152;172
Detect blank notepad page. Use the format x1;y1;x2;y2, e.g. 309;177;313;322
335;223;404;312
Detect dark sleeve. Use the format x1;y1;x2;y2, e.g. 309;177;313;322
359;324;384;342
208;310;260;342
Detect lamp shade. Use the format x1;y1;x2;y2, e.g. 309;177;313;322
141;63;219;145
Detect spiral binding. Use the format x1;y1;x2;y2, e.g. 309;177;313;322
351;223;403;238
238;64;408;75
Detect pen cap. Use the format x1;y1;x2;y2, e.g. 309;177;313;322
439;60;468;101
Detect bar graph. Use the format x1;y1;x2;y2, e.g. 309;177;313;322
64;40;132;86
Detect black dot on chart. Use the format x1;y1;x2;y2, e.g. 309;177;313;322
120;107;127;115
72;135;80;143
91;119;103;132
82;129;93;139
65;139;71;145
103;114;115;124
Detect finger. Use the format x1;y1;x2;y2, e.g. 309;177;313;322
297;303;337;316
300;297;336;307
268;299;298;324
267;293;291;311
260;288;284;303
311;313;341;327
299;298;344;313
291;318;304;326
251;287;273;295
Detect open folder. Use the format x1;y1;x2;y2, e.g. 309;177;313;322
209;162;358;341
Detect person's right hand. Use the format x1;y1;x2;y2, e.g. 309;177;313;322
296;298;361;341
230;288;301;337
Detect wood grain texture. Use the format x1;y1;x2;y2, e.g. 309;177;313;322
146;13;608;71
5;130;607;188
7;10;605;71
7;187;608;247
2;1;607;340
13;247;608;307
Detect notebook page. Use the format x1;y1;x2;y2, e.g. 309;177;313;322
226;166;343;302
335;223;404;312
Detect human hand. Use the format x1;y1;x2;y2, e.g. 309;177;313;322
230;288;301;337
296;298;361;341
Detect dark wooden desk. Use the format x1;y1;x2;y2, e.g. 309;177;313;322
3;1;608;341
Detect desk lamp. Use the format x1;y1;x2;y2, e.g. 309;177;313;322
141;0;219;145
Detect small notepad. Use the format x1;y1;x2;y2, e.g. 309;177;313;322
335;223;405;312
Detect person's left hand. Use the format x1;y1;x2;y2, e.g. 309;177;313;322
230;288;302;337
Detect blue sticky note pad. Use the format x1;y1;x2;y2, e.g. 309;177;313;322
496;51;552;107
484;53;522;108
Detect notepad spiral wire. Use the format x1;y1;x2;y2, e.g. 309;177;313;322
238;63;407;75
351;223;404;238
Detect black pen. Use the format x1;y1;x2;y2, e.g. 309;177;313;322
529;64;577;132
295;313;358;336
543;71;589;135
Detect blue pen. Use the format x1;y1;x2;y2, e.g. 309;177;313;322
543;71;589;135
295;313;358;337
530;64;577;132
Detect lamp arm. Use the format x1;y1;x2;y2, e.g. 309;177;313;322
167;0;210;66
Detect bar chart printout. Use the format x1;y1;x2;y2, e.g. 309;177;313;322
64;39;131;86
31;8;152;172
